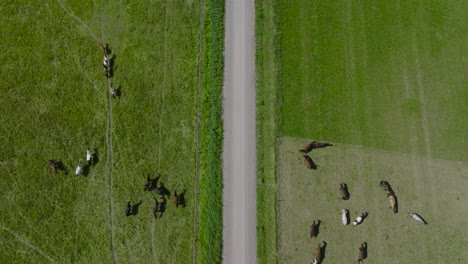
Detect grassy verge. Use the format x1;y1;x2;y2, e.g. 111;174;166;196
197;0;225;263
255;0;280;263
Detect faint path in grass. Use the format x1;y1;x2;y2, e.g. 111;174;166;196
0;224;56;263
54;0;100;43
100;14;118;264
191;0;204;263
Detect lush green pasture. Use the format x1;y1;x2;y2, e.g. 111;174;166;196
276;137;467;263
0;0;223;263
256;0;467;263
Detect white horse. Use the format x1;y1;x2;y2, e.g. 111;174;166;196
86;148;92;165
75;159;83;176
342;209;349;225
353;212;368;226
409;213;427;224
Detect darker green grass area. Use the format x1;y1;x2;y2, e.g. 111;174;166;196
0;0;223;263
277;0;467;161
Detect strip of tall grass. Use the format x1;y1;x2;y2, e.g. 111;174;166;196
198;0;225;263
255;0;280;263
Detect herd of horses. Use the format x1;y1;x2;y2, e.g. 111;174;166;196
299;141;427;263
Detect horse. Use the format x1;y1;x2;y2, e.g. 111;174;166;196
380;180;395;195
125;201;132;216
152;198;159;219
99;42;109;56
409;213;427;224
75;159;83;176
48;160;58;174
315;243;322;263
144;175;152;191
353;212;368;226
342;209;349;225
310;220;320;238
303;155;317;170
388;194;398;214
358;243;367;262
86;148;93;165
339;183;350;200
173;190;179;207
313;142;333;149
299;141;315;153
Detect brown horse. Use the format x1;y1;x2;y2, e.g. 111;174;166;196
48;160;58;174
173;190;179;207
380;180;395;195
313;142;333;149
315;243;322;263
339;183;350;200
309;220;320;238
303;155;317;170
388;194;398;214
152;198;159;219
358;243;367;262
125;201;132;216
300;141;333;153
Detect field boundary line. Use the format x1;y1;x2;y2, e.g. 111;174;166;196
192;0;204;263
276;135;468;165
0;224;56;263
99;13;118;264
54;0;100;43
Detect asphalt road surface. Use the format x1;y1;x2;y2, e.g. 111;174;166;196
222;0;256;263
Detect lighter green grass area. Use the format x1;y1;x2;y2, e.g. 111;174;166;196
277;137;467;263
0;0;202;263
278;0;467;161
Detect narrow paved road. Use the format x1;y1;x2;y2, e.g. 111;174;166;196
223;0;256;263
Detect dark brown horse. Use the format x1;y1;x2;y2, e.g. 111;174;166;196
380;181;395;195
339;183;350;200
173;190;179;207
300;141;333;153
152;198;159;219
358;242;367;262
309;220;319;238
48;160;58;174
303;155;317;170
125;201;132;216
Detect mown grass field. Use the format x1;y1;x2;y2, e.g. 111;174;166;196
0;0;223;263
256;0;467;263
276;137;467;263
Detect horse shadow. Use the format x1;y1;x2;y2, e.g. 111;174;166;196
92;148;99;165
131;200;142;216
56;161;68;175
158;197;167;218
151;174;161;190
320;241;327;263
362;242;368;259
178;189;187;207
83;164;91;176
343;183;350;200
115;85;122;98
315;220;321;237
158;182;171;197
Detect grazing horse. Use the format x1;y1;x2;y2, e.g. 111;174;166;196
125;201;132;216
309;220;320;238
152;198;159;219
303;155;317;170
380;180;395;195
99;42;109;56
353;212;368;226
144;175;152;191
409;213;427;224
75;159;83;176
313;142;333;149
339;183;350;200
173;190;179;207
86;148;92;165
315;241;325;263
388;194;398;214
358;243;367;262
300;141;315;153
48;160;58;174
342;209;349;225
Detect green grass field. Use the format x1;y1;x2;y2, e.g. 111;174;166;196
256;0;467;263
0;0;223;263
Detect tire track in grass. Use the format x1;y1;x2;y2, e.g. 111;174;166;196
55;0;100;43
99;14;118;264
192;0;204;263
0;224;56;263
